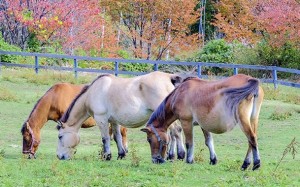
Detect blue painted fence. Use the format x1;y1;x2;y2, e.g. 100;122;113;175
0;51;299;89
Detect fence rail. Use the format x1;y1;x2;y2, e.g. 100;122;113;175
0;51;299;88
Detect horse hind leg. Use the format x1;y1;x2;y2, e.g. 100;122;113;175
167;121;185;160
111;123;127;159
239;100;261;171
167;129;176;161
201;128;217;165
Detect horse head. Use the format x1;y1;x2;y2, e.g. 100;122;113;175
141;124;169;164
21;122;39;159
56;121;80;160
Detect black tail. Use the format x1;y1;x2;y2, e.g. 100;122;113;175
223;79;259;123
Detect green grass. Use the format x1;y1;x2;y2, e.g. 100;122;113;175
0;68;299;186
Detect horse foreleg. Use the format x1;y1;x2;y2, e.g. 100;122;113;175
111;123;126;159
181;119;194;164
201;128;217;165
95;116;112;160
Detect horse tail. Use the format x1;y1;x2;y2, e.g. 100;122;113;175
223;79;260;123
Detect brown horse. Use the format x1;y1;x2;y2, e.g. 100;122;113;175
21;83;128;158
141;74;264;171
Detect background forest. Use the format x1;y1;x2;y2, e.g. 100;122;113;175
0;0;299;72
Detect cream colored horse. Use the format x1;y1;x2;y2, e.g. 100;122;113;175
56;71;185;160
141;74;264;170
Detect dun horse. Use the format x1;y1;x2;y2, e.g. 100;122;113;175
21;83;128;158
56;71;186;160
141;74;264;170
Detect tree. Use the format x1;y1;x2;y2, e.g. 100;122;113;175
255;0;300;47
100;0;199;60
212;0;260;44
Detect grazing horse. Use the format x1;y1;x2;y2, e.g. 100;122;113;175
56;71;186;160
141;74;264;171
21;83;128;158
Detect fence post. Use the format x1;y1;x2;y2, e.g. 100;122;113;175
272;68;278;89
197;64;202;78
154;63;158;71
233;67;238;75
115;61;119;76
73;59;78;79
34;56;39;74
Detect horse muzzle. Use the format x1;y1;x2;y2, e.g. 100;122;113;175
57;154;71;160
152;156;166;164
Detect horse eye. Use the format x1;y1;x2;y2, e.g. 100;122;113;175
147;138;151;143
58;135;63;140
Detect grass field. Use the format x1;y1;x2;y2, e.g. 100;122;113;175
0;68;299;187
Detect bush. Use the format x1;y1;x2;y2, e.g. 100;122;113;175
193;39;233;75
256;40;300;70
0;34;22;63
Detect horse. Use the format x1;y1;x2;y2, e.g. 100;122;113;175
56;71;186;160
21;83;128;159
141;74;264;171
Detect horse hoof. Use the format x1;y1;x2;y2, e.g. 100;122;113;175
167;154;175;160
28;154;36;159
103;153;112;161
252;160;261;171
241;161;251;170
177;152;185;160
117;152;126;160
209;157;217;165
186;158;194;164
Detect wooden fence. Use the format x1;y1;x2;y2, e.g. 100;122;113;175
0;51;299;89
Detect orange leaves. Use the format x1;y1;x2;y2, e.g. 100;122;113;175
213;0;300;47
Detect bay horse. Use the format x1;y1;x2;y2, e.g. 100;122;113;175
21;83;128;159
56;71;186;160
141;74;264;171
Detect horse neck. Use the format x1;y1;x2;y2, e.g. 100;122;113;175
27;100;51;133
150;98;177;131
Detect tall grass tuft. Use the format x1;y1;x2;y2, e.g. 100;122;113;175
130;144;141;167
194;142;205;163
0;87;19;102
274;137;298;172
269;107;293;121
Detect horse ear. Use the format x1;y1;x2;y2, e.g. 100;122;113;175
140;127;151;133
171;75;183;87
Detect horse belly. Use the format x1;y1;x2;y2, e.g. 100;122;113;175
109;106;152;128
196;104;236;134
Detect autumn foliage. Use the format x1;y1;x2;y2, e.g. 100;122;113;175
0;0;299;61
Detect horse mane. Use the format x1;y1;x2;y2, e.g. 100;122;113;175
60;74;111;123
147;88;177;126
182;76;199;83
21;86;54;134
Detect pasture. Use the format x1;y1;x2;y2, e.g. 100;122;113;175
0;68;299;186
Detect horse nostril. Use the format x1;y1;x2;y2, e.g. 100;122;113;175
57;155;65;160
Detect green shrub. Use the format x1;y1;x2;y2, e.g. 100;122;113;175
0;34;22;63
256;41;300;70
192;39;233;75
